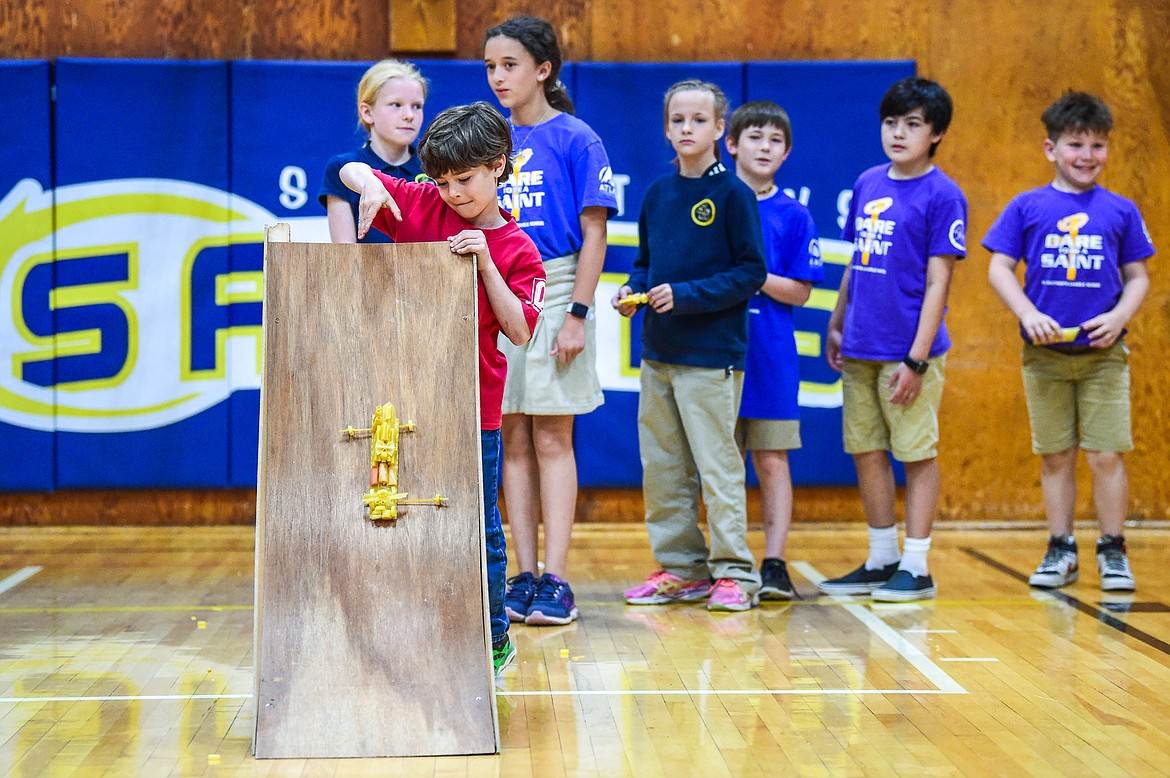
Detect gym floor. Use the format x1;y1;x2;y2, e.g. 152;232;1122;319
2;524;1168;776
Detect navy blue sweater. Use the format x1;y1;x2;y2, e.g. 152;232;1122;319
628;163;767;370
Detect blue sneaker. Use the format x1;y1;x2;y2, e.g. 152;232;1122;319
525;573;578;626
505;572;538;622
871;569;936;602
817;561;899;595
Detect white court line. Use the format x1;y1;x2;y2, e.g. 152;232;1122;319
939;658;999;663
498;688;956;697
1;562;967;705
0;688;959;705
0;566;42;595
791;561;967;695
0;693;252;704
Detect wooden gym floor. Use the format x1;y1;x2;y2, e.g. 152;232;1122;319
2;524;1170;777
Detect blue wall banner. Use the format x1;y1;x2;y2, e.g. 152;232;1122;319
745;61;915;486
0;58;912;492
572;61;914;486
0;60;54;491
42;60;238;488
573;63;747;487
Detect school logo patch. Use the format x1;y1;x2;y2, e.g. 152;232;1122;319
691;198;716;227
531;279;546;312
808;238;823;268
598;165;615;196
948;218;966;252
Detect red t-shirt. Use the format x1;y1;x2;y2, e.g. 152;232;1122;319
370;171;545;430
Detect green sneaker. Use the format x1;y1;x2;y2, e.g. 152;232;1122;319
492;638;516;678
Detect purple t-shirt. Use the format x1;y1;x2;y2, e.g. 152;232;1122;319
840;164;967;360
497;113;618;260
981;184;1155;348
740;192;824;420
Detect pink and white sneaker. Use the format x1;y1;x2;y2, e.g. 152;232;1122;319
624;570;712;605
706;578;757;612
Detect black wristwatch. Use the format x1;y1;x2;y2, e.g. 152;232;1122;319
902;356;929;375
566;301;592;321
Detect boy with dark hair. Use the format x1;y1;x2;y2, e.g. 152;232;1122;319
819;77;967;602
341;100;547;675
724;100;823;599
984;90;1154;591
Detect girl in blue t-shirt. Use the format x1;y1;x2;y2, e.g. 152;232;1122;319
318;60;428;243
484;16;618;627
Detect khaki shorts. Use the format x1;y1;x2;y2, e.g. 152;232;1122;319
841;354;947;462
499;253;604;416
736;418;801;452
1021;341;1132;454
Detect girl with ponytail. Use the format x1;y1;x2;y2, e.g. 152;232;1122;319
483;15;618;627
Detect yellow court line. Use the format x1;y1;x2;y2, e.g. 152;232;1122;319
0;600;1053;615
0;604;253;614
574;599;1050;608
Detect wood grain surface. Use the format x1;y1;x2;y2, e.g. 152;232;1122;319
253;232;496;757
4;524;1170;775
0;0;1166;525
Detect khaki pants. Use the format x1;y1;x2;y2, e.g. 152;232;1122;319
1022;341;1132;454
637;360;760;592
842;355;947;462
499;253;603;415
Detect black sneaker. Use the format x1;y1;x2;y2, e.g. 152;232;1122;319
818;561;899;595
504;571;538;622
1028;536;1079;588
1097;535;1136;592
759;558;797;600
871;569;936;602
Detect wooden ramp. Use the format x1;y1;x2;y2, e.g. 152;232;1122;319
253;227;496;758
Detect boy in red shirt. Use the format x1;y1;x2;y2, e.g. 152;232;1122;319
342;101;546;677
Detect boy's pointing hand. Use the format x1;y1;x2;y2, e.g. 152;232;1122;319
356;183;402;239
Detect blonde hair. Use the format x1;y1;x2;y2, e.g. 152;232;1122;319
663;79;730;161
356;59;428;135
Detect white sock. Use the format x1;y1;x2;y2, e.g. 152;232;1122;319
900;536;932;577
865;525;900;570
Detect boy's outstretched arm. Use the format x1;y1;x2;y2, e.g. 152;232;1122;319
448;230;533;346
987;251;1063;344
339;162;403;239
1082;259;1150;348
825;265;851;372
887;254;956;406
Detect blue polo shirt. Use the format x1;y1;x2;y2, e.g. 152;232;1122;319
318;143;426;243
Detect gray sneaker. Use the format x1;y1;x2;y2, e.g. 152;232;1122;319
1028;536;1079;588
1097;535;1135;592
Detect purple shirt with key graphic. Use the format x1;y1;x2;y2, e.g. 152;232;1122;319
982;184;1155;348
840;163;967;361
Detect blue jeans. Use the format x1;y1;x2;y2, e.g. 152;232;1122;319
482;429;509;644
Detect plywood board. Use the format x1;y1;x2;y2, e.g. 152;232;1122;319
254;230;495;758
